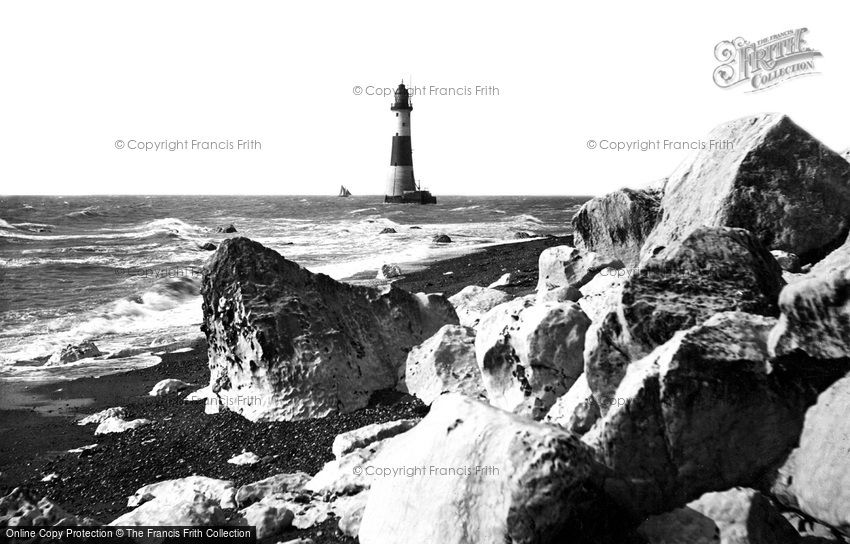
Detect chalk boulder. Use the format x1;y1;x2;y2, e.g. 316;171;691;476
641;113;850;266
447;285;512;328
94;417;151;436
77;407;126;426
201;238;458;421
401;325;485;405
583;312;825;517
358;394;616;544
126;476;236;509
536;285;582;305
149;379;191;396
235;472;311;508
0;488;99;527
306;440;387;497
536;245;624;292
110;494;226;526
240;500;295;539
476;297;591;420
768;266;850;360
572;188;663;267
688;487;800;544
331;419;420;459
544;373;600;436
585;226;784;412
768;374;850;537
47;341;102;365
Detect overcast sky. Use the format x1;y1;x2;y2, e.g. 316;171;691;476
1;1;847;196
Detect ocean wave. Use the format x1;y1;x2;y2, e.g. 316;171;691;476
349;207;378;214
65;206;103;218
449;205;481;211
0;217;207;242
11;222;54;232
0;354;162;382
108;277;200;316
514;213;544;224
0;277;203;366
0;218;17;230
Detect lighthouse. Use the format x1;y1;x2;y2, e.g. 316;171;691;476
384;81;436;204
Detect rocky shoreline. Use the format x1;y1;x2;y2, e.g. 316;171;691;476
3;112;850;543
0;237;559;543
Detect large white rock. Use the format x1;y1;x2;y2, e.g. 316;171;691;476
46;341;102;365
202;238;458;422
536;245;624;293
641;113;850;266
148;379;191;396
577;268;628;323
110;493;226;526
0;488;98;527
94;417;151;436
126;476;236;509
305;440;387;497
768;266;850;360
584;226;783;414
687;487;800;544
768;374;850;536
401;325;485;405
358;394;605;544
331;419;420;459
572;188;663;267
535;285;582;305
582;312;820;517
77;407;126;426
447;285;512;328
475;297;590;419
235;472;311;508
544;373;599;435
239;499;294;539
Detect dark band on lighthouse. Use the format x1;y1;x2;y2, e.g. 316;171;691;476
390;136;413;166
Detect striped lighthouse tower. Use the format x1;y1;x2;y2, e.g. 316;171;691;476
384;81;436;204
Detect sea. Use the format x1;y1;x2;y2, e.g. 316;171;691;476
0;195;588;381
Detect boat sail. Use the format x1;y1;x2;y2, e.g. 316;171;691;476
338;185;351;197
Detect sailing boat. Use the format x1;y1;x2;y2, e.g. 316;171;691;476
338;185;352;197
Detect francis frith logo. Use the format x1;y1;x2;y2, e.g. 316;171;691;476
713;28;822;91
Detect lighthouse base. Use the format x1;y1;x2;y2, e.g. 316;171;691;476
384;190;437;205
